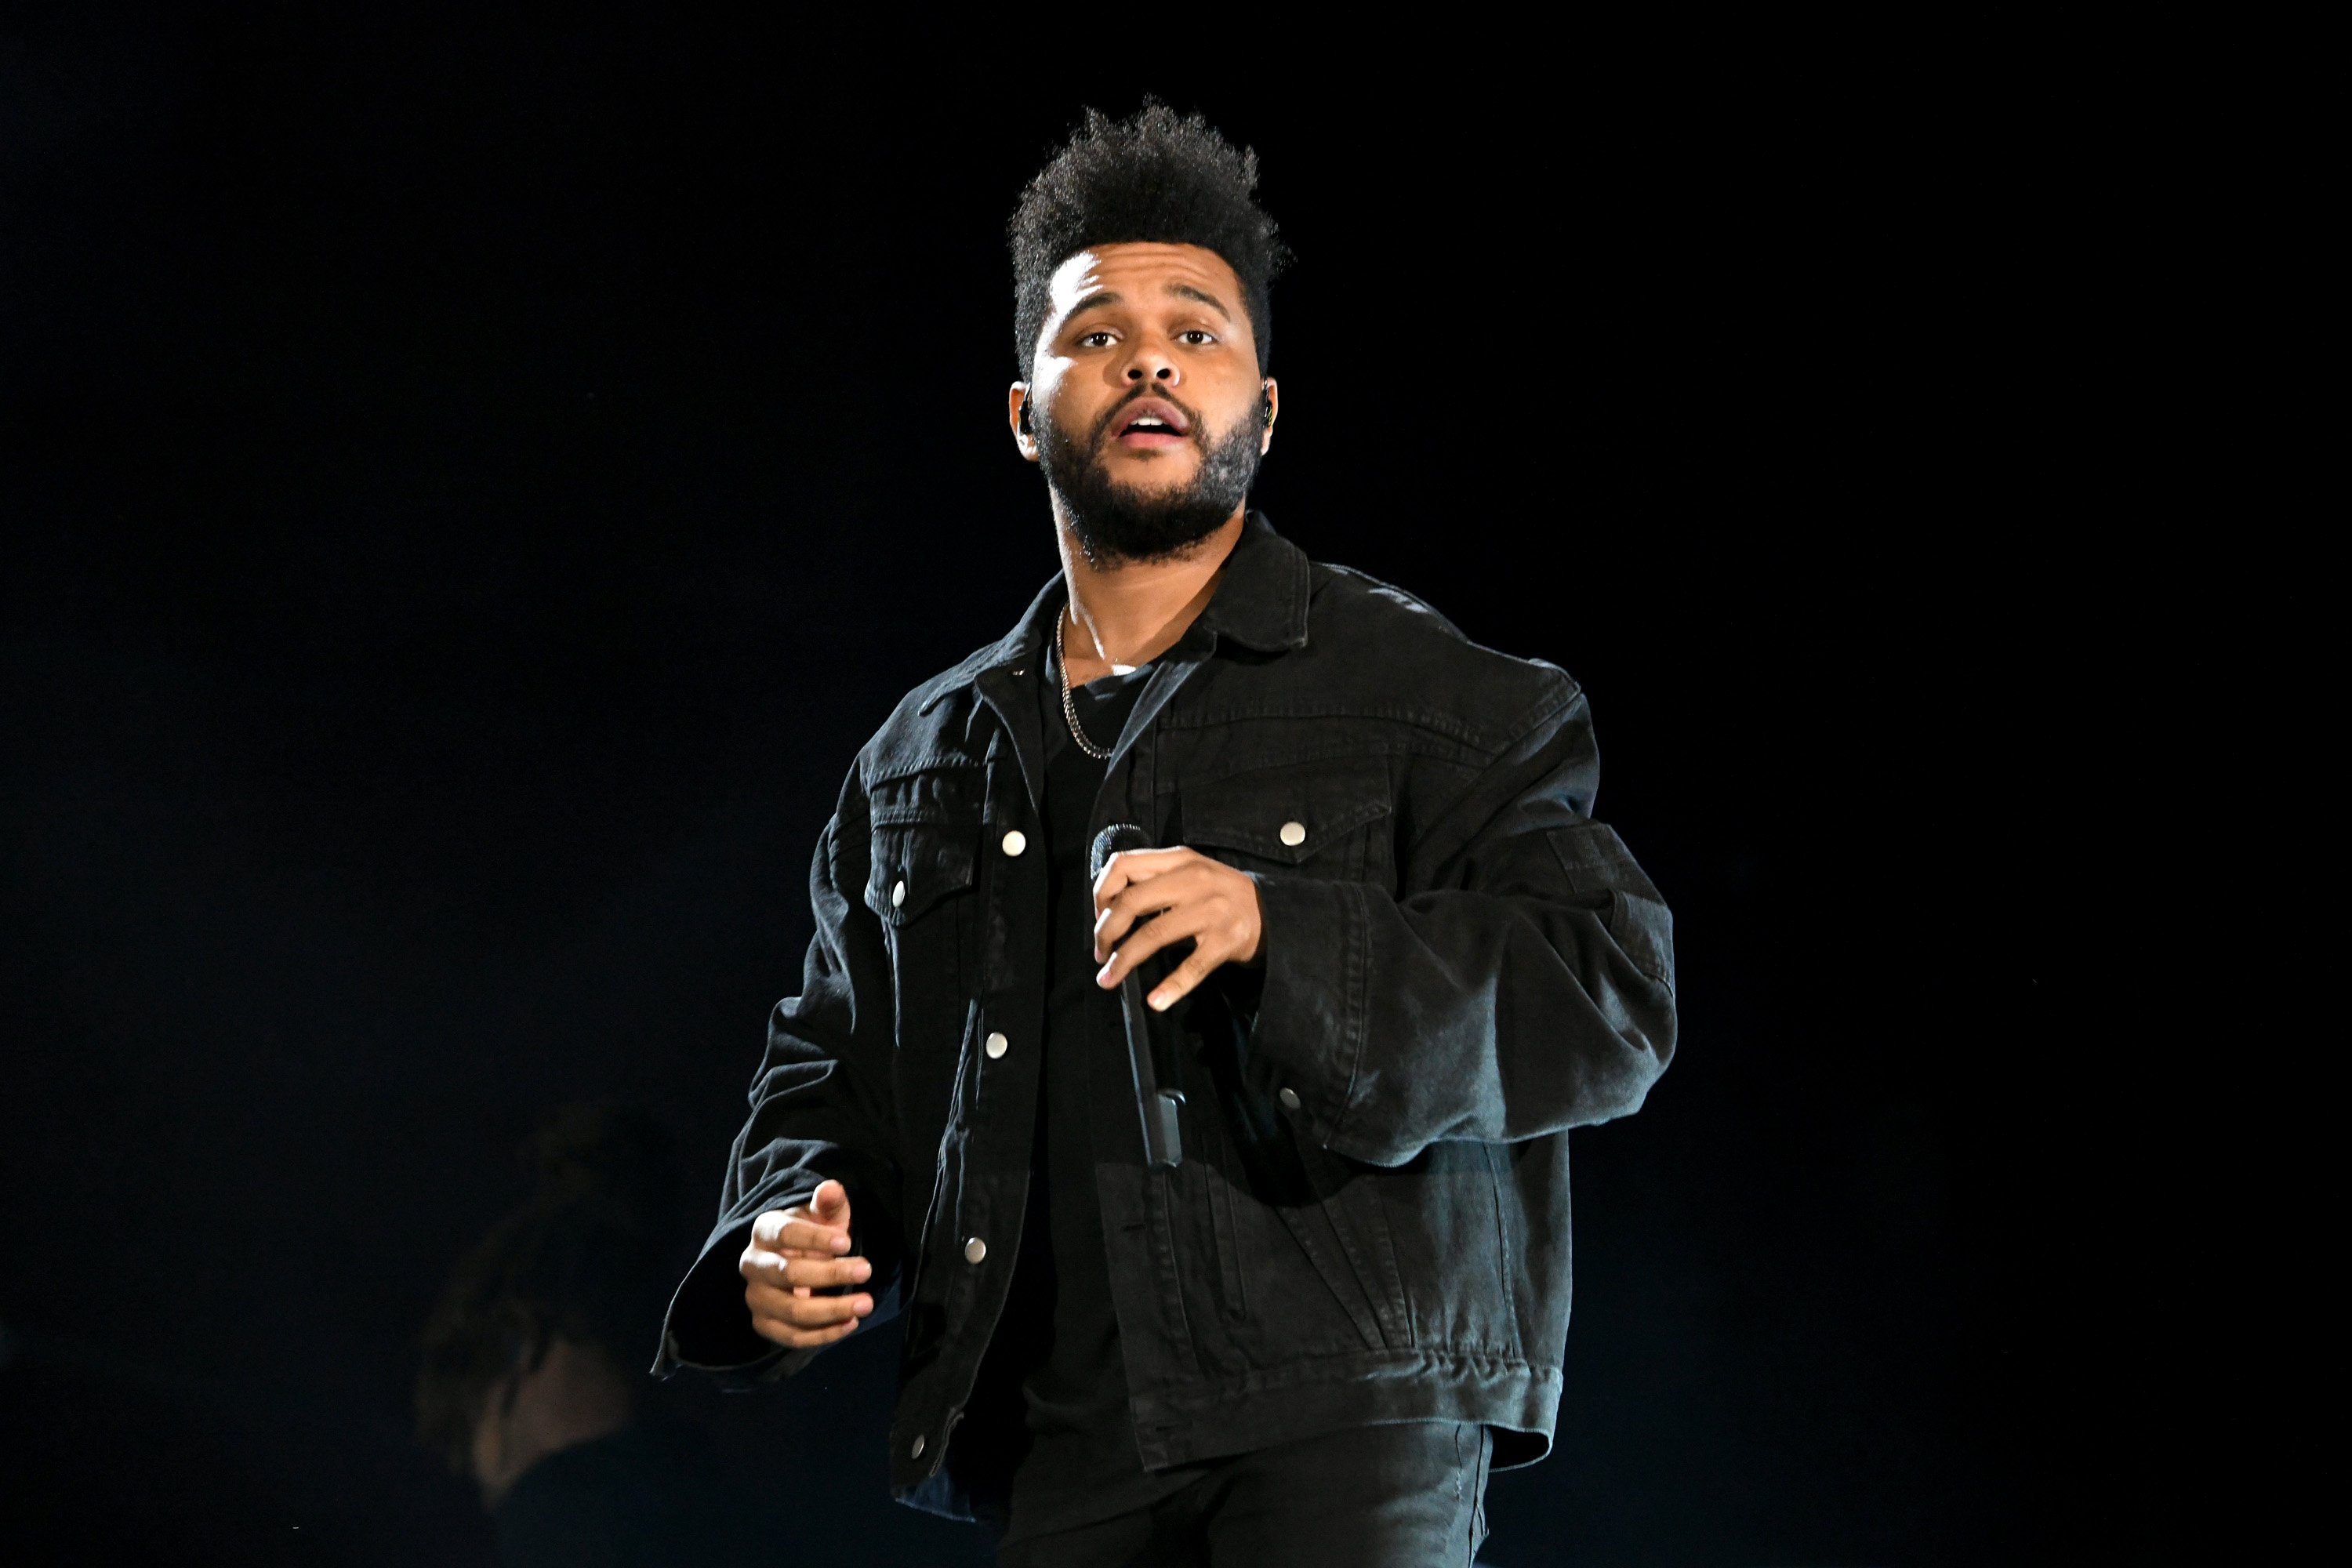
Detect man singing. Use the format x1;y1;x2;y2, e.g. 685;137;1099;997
656;104;1676;1566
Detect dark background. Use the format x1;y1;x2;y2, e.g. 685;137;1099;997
3;9;2194;1564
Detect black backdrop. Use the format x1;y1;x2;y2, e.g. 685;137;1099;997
3;10;2189;1564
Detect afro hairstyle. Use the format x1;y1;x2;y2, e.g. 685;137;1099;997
1010;101;1289;376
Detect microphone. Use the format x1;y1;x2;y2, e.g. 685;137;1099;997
1090;824;1184;1170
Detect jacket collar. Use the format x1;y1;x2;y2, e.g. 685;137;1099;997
920;511;1308;714
1192;511;1312;655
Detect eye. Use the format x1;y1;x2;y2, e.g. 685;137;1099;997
1178;330;1218;346
1076;330;1116;348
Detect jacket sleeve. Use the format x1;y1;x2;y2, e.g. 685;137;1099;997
1243;679;1675;1168
655;771;906;1377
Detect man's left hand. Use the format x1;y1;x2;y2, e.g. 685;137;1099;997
1092;848;1264;1011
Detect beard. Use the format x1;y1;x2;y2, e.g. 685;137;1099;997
1035;391;1263;565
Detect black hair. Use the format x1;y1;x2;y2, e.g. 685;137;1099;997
1010;101;1289;376
414;1104;680;1470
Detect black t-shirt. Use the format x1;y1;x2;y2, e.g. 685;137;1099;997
951;649;1202;1541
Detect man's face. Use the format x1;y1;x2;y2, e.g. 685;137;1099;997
1012;241;1277;563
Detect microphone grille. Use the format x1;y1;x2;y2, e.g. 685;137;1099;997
1088;823;1152;883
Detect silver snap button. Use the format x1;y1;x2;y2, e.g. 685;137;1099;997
964;1237;988;1265
985;1031;1009;1059
1001;830;1028;857
910;1434;926;1458
1279;820;1308;848
1278;1087;1301;1111
890;879;906;909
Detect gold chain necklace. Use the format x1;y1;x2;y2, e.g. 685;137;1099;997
1055;613;1116;761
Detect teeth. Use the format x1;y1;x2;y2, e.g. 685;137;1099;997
1132;416;1166;428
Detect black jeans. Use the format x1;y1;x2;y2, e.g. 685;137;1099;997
994;1421;1494;1567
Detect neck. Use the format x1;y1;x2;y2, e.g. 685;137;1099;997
1054;506;1247;682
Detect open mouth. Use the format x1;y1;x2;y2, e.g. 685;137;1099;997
1109;397;1192;447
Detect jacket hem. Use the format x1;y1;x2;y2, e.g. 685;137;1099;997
1125;1348;1560;1471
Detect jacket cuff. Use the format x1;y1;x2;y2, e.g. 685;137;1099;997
1245;873;1366;1149
654;1210;802;1380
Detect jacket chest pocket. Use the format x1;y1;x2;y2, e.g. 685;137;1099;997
863;769;984;1036
1177;757;1395;888
866;822;977;927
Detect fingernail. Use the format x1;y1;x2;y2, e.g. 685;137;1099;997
1149;991;1171;1011
1097;964;1117;987
854;1262;871;1280
830;1235;850;1252
855;1297;872;1315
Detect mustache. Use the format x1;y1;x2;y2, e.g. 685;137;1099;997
1087;386;1206;446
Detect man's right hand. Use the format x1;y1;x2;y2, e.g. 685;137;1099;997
739;1179;874;1350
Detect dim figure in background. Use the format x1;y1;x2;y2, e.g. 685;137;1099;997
419;1105;758;1568
657;105;1676;1565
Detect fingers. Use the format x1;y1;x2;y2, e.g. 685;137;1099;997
809;1179;851;1226
752;1217;851;1256
1092;855;1262;982
1145;942;1232;1013
1090;846;1192;909
1093;861;1224;960
750;1204;853;1257
744;1278;873;1348
753;1315;862;1350
1090;847;1203;943
739;1185;873;1348
1088;844;1265;1006
1112;909;1246;1011
740;1248;874;1293
1097;902;1216;989
744;1278;872;1322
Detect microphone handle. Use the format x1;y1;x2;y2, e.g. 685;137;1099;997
1118;971;1185;1169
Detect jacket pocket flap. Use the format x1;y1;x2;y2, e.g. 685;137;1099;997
866;823;978;924
1181;760;1392;868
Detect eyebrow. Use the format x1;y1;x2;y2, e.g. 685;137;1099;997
1167;282;1232;320
1062;282;1235;325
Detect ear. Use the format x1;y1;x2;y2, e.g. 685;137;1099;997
1258;378;1279;455
1008;382;1040;462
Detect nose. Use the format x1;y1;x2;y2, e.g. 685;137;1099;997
1123;340;1179;386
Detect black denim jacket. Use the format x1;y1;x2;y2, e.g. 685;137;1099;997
656;515;1676;1519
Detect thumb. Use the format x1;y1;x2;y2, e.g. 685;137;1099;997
811;1179;852;1229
